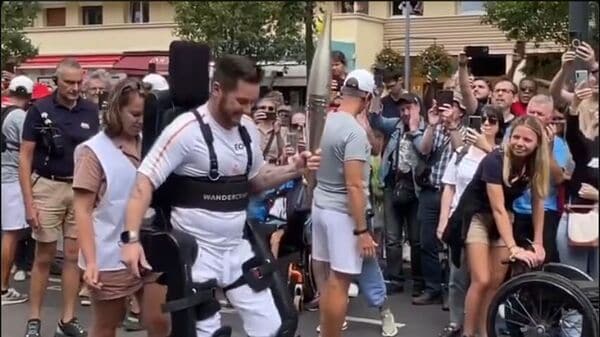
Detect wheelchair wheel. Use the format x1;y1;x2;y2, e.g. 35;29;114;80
303;250;318;303
487;271;599;337
541;263;593;282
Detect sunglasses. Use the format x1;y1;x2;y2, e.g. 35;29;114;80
291;123;304;130
519;87;535;93
482;115;499;125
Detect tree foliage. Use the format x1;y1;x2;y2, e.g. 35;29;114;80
173;1;307;63
1;1;40;70
482;1;599;48
375;47;403;75
482;2;569;47
416;43;453;78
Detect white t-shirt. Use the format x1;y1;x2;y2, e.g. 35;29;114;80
441;146;487;215
138;104;265;250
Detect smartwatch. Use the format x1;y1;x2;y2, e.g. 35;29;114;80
120;230;140;244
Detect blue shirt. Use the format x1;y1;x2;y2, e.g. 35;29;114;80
512;137;570;213
247;179;298;223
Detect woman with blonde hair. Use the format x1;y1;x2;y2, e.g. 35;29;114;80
73;79;170;337
443;115;550;337
556;84;599;279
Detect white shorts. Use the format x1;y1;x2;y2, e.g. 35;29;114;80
1;181;27;231
311;205;363;275
192;239;281;337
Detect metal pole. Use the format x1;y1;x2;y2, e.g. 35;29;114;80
569;1;589;80
404;1;411;92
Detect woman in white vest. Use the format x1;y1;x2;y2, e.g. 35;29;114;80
72;79;169;337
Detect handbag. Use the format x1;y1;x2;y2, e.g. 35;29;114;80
566;204;599;247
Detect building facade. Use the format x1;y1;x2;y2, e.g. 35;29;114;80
21;1;562;91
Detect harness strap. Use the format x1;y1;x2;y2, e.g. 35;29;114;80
222;251;301;293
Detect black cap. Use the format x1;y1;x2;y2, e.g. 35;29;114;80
396;93;420;105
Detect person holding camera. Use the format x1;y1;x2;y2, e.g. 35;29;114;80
1;75;35;306
368;92;425;296
413;92;466;306
254;96;284;164
19;58;99;337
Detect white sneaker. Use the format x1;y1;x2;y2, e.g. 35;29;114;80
348;283;359;298
1;288;28;306
402;242;411;262
316;320;348;333
381;308;398;336
13;270;27;282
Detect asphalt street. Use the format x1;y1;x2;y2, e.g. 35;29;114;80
2;276;448;337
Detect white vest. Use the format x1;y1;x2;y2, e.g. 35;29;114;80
77;131;137;271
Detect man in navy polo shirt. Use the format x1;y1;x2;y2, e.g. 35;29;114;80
19;58;99;337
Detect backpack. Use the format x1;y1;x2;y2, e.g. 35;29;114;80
1;105;20;152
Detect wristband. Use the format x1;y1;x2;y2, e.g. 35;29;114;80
353;228;369;236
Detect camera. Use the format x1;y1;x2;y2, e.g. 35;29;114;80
38;112;65;157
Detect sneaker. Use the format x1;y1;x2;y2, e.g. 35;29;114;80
24;319;41;337
316;320;348;333
380;308;398;337
55;317;87;337
2;288;28;305
14;270;27;282
348;283;359;298
78;287;91;307
438;324;462;337
304;296;320;312
122;311;144;332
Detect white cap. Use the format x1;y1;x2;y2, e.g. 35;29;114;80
343;69;375;96
142;73;169;91
8;75;34;95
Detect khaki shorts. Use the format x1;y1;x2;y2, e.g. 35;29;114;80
89;269;161;302
465;213;508;247
31;174;76;243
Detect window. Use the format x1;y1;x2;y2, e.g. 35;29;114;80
459;1;485;15
392;1;423;16
339;1;369;14
130;1;149;23
82;6;103;25
46;8;66;26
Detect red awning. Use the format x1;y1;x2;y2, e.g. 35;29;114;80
17;54;122;70
112;55;169;76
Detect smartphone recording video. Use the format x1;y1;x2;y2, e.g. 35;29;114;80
468;116;482;131
436;90;454;107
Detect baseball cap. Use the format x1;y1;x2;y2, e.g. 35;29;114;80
32;82;53;100
342;69;375;97
8;75;34;95
396;93;420;106
453;90;466;111
142;73;169;91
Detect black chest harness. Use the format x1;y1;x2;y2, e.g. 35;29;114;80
163;110;253;212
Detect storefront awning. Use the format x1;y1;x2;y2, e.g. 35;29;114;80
112;54;169;76
17;54;122;70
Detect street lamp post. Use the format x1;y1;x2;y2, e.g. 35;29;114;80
404;1;411;91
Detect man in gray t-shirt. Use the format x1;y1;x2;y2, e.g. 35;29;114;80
311;69;380;337
1;106;27;183
1;75;33;306
314;111;371;213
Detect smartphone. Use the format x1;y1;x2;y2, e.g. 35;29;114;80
98;91;109;111
436;90;454;107
575;70;589;86
569;31;582;50
468;116;482;130
265;111;277;121
287;132;299;149
515;41;526;55
464;46;489;58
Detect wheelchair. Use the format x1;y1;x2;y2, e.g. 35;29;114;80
486;262;599;337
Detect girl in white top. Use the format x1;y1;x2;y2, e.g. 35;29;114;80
73;79;169;337
435;105;504;337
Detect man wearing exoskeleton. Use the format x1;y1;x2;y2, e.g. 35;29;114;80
121;54;320;337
